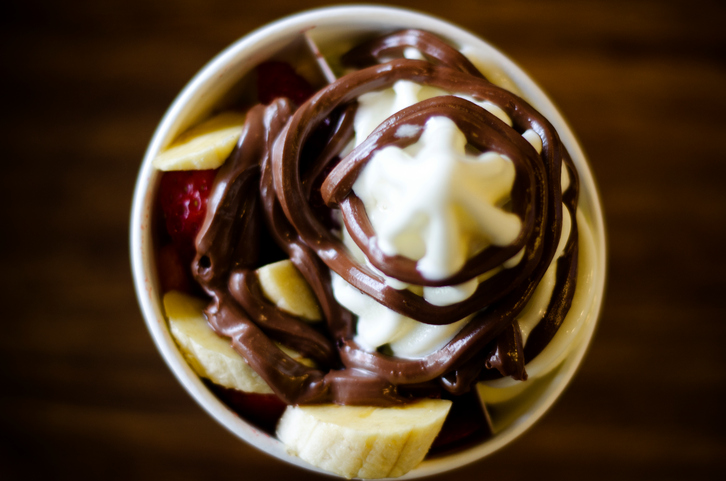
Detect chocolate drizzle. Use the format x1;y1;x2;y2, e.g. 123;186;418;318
189;30;580;407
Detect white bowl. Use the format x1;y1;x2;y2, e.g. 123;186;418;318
130;5;606;479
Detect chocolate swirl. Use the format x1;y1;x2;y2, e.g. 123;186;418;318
190;30;580;406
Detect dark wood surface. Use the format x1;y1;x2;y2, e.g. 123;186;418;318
2;0;725;479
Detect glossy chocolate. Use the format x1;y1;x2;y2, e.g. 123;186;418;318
188;30;580;407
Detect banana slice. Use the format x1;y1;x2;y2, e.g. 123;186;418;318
276;399;452;479
476;379;530;406
164;290;312;394
152;111;245;171
257;260;322;322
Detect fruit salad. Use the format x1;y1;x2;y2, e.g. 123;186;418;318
137;13;602;480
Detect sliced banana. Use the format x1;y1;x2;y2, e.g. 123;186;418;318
276;399;452;479
164;290;272;393
476;379;530;406
152;111;245;171
257;259;322;322
164;290;312;394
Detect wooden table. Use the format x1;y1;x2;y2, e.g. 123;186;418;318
2;1;724;479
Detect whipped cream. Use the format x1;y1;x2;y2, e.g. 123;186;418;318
331;70;574;361
354;115;520;281
333;77;528;358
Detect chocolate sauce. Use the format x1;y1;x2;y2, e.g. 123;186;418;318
188;30;580;409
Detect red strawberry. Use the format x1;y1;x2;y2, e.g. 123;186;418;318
156;243;194;294
430;391;492;454
207;382;287;432
256;61;315;106
158;169;217;263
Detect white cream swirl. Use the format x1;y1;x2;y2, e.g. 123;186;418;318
331;77;571;360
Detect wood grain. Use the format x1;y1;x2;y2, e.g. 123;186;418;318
2;0;724;479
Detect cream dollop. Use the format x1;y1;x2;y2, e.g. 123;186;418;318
332;77;569;360
353;115;520;281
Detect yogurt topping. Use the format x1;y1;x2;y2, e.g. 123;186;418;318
353;114;521;281
339;105;522;357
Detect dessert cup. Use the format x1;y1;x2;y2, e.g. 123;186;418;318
130;5;606;478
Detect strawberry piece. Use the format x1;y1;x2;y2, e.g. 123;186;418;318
430;391;492;455
256;61;315;106
158;169;217;262
206;381;287;433
156;243;194;294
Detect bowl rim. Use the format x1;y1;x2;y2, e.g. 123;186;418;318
130;5;607;479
